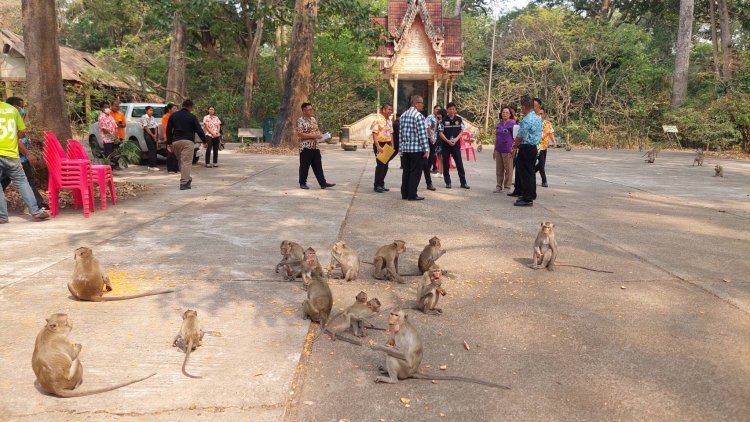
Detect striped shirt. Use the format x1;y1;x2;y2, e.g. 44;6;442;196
398;107;429;153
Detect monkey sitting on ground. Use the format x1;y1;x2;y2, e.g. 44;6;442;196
301;247;324;289
418;237;446;274
32;313;155;397
329;240;361;281
371;309;509;389
68;247;174;301
373;240;407;283
275;240;305;281
530;222;558;271
303;274;333;331
693;150;704;166
714;165;724;177
416;265;447;315
317;292;383;344
643;148;658;163
173;309;205;379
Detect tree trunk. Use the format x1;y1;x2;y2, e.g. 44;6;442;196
21;0;72;140
709;0;720;78
718;0;732;78
271;0;318;147
453;0;461;17
275;20;287;94
598;0;611;22
242;0;265;127
166;1;187;103
670;0;694;110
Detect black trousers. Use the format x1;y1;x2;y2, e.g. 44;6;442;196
143;130;157;167
1;160;46;206
103;142;117;169
205;136;220;164
373;141;395;188
400;152;425;200
441;142;467;186
517;144;537;201
422;142;436;185
299;148;327;187
535;149;548;184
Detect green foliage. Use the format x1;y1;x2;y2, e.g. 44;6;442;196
114;140;142;168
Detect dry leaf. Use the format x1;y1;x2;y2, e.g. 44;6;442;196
463;341;470;351
400;397;411;405
620;286;626;289
431;380;439;384
439;365;448;371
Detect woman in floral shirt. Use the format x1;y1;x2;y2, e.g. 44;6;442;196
296;102;335;190
202;106;222;168
98;101;119;169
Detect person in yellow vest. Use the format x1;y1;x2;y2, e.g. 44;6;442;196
371;104;394;193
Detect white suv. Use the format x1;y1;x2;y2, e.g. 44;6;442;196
87;103;201;164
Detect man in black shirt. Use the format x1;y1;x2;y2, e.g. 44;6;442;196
438;102;470;189
166;99;207;190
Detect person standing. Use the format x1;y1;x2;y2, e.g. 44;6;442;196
203;106;222;168
140;106;160;171
98;101;119;170
162;103;179;174
166;99;206;190
536;107;557;188
399;96;430;201
297;102;335;190
371;104;394;193
0;98;49;223
494;106;516;193
0;97;47;209
109;101;127;142
510;96;543;206
438;102;470;189
423;105;442;191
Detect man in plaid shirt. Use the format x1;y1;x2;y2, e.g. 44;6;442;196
399;95;430;201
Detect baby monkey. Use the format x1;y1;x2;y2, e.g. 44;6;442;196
693;150;704;166
416;264;447;315
318;291;383;343
173;309;206;379
714;164;724;177
530;222;558;271
275;240;305;281
302;247;324;289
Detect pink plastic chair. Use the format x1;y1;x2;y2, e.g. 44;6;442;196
43;131;94;218
67;139;116;209
460;131;477;161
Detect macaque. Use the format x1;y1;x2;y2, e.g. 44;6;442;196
373;240;406;283
68;247;173;301
329;240;361;281
530;222;558;271
416;265;447;315
693;150;704;166
275;240;305;281
172;309;205;379
302;274;333;330
643;148;658;163
32;313;155;397
302;247;324;289
714;165;724;177
418;237;446;274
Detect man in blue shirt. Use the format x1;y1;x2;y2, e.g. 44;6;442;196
510;96;542;206
399;96;430;201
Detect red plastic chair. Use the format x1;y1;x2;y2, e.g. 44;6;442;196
67;139;116;209
460;131;477;161
43;132;94;218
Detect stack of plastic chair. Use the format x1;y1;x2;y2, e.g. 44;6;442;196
459;131;477;162
43;131;94;218
67;139;116;210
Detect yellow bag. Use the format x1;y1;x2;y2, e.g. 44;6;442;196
376;143;395;164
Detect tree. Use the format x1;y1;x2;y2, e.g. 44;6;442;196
709;0;720;77
718;0;732;78
271;0;318;147
241;0;265;127
21;0;72;140
166;0;188;103
671;0;694;109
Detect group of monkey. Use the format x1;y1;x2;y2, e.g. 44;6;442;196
643;148;726;177
29;222;608;398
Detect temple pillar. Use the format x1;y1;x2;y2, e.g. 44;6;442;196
431;76;439;110
392;74;399;115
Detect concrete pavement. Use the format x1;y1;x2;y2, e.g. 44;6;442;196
1;145;748;421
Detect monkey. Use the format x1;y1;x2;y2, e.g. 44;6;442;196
355;291;368;303
172;309;205;379
302;274;333;331
643;148;658;163
315;293;384;344
275;240;305;281
565;144;572;151
416;265;447;315
68;247;174;301
301;247;324;289
714;164;724;177
417;237;446;275
530;222;558;271
329;240;361;281
693;150;704;166
32;313;156;397
372;240;407;283
371;309;509;389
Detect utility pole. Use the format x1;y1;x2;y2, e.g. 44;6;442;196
484;16;498;131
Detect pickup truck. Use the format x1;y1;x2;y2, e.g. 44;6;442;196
87;103;202;164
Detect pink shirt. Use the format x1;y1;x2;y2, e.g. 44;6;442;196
98;112;118;144
203;115;222;138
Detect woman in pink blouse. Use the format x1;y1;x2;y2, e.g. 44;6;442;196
203;106;222;168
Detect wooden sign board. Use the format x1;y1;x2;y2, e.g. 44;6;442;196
662;125;679;133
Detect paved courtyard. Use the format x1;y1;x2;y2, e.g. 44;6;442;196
1;145;748;421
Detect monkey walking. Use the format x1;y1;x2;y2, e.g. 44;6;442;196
32;313;156;397
417;237;446;274
68;247;174;301
371;309;509;389
173;310;206;379
693;150;704;166
529;223;613;273
714;165;724;177
275;240;305;281
328;240;361;281
372;240;407;283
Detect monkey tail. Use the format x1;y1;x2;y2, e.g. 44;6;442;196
556;264;614;274
182;339;202;379
101;289;176;301
411;374;510;390
52;372;156;397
